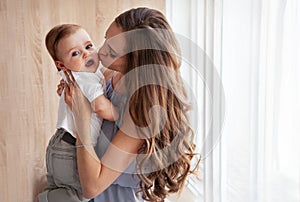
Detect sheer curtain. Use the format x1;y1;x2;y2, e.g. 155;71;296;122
166;0;300;202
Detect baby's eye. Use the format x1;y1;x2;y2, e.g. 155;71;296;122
72;51;80;57
86;44;93;49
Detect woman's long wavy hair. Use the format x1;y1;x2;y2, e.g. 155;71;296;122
115;7;199;201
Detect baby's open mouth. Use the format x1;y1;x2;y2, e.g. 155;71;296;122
85;59;94;67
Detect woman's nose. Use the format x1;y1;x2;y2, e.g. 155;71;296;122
98;45;108;56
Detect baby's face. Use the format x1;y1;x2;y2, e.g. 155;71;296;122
56;28;99;73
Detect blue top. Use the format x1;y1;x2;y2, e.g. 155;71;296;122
93;78;143;202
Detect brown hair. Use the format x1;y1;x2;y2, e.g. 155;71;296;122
115;7;199;201
45;24;81;70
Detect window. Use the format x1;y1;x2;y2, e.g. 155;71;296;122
166;0;300;201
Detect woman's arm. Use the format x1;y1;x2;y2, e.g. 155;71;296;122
76;129;142;198
64;70;143;198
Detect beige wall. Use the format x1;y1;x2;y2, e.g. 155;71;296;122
0;1;165;201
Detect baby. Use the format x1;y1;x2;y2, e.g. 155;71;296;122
38;24;118;202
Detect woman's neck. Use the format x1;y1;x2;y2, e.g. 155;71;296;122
112;72;126;93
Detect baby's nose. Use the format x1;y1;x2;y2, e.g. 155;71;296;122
83;50;90;58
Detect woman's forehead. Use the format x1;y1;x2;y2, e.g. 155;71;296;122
106;22;126;53
105;22;123;38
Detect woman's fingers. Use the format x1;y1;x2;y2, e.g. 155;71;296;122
63;70;73;84
63;70;82;109
64;70;80;90
63;70;76;84
56;79;65;96
62;70;93;147
64;83;73;108
62;70;91;123
57;87;63;96
69;70;76;84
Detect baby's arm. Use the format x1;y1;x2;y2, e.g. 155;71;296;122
91;95;119;121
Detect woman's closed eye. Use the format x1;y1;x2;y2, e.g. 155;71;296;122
109;47;117;58
110;51;117;58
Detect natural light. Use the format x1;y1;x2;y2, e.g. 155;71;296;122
166;0;300;202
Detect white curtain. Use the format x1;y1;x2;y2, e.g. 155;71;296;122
166;0;300;202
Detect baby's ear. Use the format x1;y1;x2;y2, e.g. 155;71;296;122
55;61;66;71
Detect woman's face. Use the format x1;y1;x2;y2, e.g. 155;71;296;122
98;22;128;73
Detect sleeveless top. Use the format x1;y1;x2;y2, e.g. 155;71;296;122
93;78;143;202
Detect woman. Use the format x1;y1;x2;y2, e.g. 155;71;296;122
64;7;198;202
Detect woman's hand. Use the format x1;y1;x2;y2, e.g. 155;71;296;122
57;78;73;109
63;79;72;109
63;70;92;144
56;79;65;96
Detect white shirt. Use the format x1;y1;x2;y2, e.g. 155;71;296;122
56;69;105;146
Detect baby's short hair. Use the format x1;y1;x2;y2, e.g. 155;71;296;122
45;24;81;62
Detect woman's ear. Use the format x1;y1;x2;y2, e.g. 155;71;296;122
55;61;66;71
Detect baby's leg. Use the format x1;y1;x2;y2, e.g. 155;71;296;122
38;187;82;202
39;129;85;201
